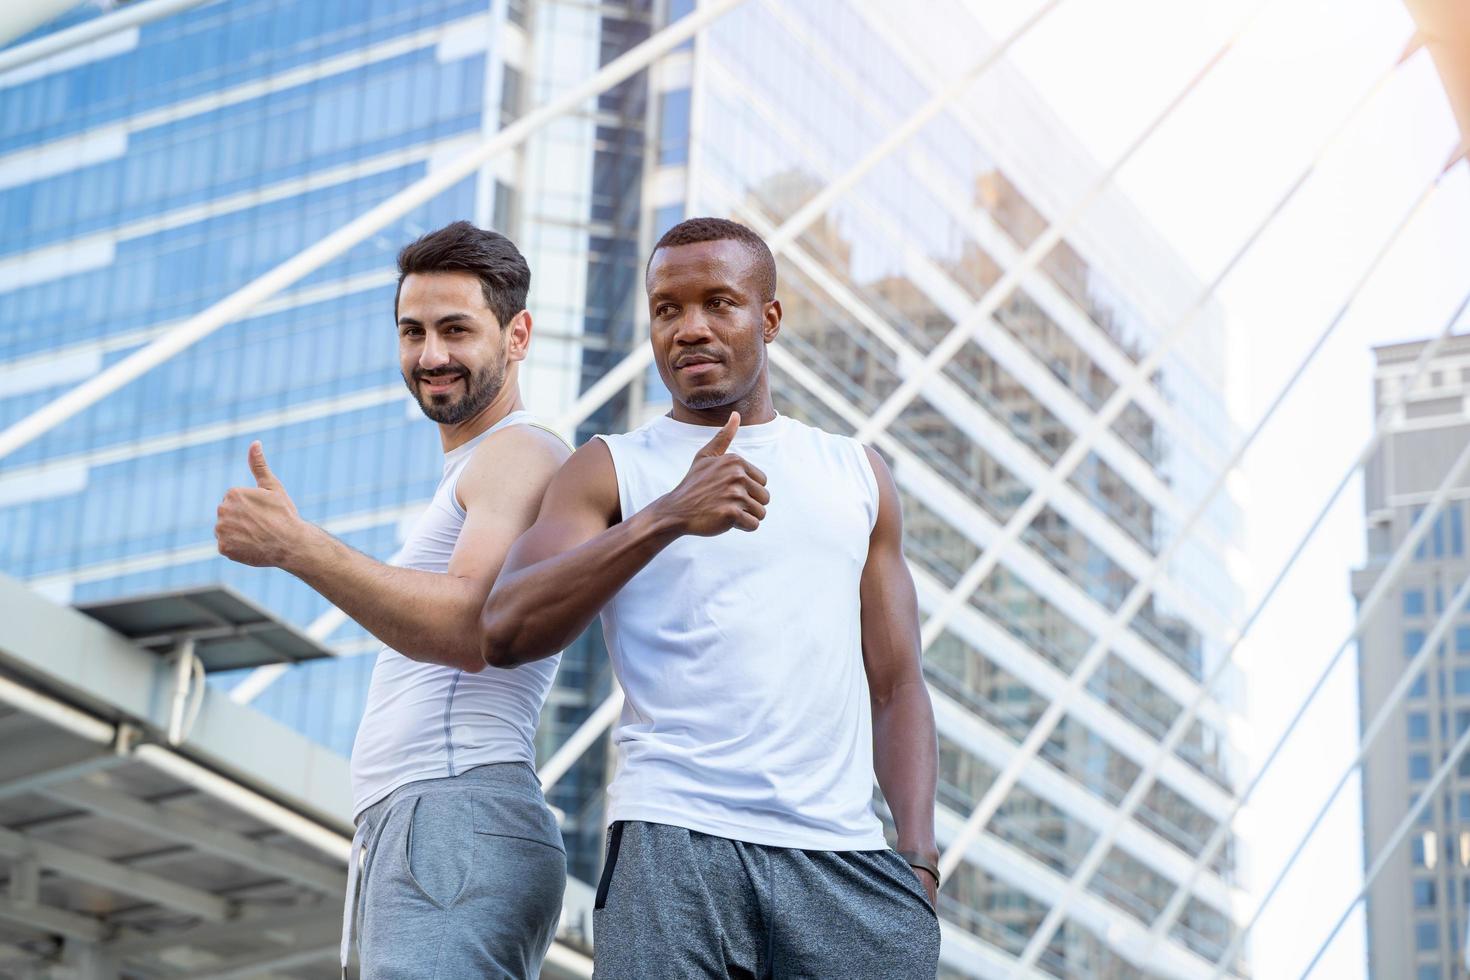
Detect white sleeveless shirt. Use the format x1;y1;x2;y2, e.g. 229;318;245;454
595;413;886;850
350;410;561;819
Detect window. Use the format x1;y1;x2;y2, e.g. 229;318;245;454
1455;668;1470;696
1414;834;1429;866
657;89;691;166
1412;674;1429;698
1419;966;1442;980
1407;630;1429;658
1414;879;1437;908
1406;589;1427;617
1409;713;1430;742
1458;626;1470;656
1417;920;1440;951
1412;754;1433;780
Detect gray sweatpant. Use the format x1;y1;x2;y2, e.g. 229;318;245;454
592;821;941;979
350;762;566;979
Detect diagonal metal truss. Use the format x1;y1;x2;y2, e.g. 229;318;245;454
221;0;1069;708
1225;564;1470;977
1007;131;1453;971
4;1;1462;975
1297;618;1470;978
0;0;752;464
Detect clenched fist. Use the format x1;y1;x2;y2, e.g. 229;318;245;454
215;441;306;568
652;413;771;537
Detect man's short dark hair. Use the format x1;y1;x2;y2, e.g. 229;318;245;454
649;217;777;302
396;221;531;327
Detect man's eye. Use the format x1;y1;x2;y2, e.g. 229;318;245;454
656;305;676;317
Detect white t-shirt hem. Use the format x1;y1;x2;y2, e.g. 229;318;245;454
607;802;889;851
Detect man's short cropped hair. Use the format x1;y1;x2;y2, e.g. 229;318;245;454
395;221;531;327
649;217;777;302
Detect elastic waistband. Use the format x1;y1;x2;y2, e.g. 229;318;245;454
356;762;542;827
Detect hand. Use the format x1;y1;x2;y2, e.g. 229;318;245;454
215;441;307;568
653;412;770;537
913;866;938;908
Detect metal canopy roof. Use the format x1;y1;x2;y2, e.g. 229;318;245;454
0;577;352;978
0;574;594;978
74;587;335;673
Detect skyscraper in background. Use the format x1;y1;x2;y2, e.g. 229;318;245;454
1354;335;1470;980
0;2;1250;975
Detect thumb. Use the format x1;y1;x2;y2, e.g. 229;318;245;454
698;412;740;458
248;441;283;490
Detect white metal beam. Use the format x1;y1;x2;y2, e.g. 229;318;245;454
0;824;231;922
933;44;1414;893
1143;277;1470;952
1297;697;1470;978
0;896;104;944
43;782;344;895
1007;159;1450;970
540;689;623;793
1212;570;1470;977
227;0;1068;710
0;1;85;54
189;936;337;980
734;200;1234;734
0;0;212;75
0;0;752;464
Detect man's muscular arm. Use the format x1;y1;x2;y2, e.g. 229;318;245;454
481;412;768;668
860;446;940;906
215;429;567;673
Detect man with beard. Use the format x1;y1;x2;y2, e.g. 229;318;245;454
215;221;569;979
479;217;941;978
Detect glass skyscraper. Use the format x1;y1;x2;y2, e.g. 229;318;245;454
1;2;1249;975
1354;334;1470;980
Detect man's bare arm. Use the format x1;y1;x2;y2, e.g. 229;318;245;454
481;412;769;668
215;429;568;673
860;446;940;905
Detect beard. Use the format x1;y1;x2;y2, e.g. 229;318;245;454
405;357;507;425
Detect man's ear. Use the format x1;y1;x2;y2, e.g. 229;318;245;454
762;299;782;344
506;309;533;362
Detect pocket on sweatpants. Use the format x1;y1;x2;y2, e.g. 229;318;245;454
403;793;476;909
593;821;626;911
471;789;565;852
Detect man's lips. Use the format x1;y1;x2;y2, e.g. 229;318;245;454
675;357;721;373
418;374;464;392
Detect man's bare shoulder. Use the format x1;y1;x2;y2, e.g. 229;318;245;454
457;422;572;509
544;436;621;524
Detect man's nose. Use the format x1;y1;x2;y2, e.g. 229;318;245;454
672;309;714;344
419;332;451;369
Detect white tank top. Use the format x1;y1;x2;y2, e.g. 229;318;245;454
350;410;561;819
595;413;886;850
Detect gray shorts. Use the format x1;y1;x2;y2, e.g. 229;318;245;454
591;821;940;979
348;762;567;980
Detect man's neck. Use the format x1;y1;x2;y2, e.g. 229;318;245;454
437;386;525;452
669;388;776;427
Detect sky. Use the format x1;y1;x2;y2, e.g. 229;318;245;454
963;0;1470;976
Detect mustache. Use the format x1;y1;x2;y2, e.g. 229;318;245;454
412;364;469;383
673;348;723;368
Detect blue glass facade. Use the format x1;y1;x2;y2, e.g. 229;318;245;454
3;2;1251;974
0;0;640;887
